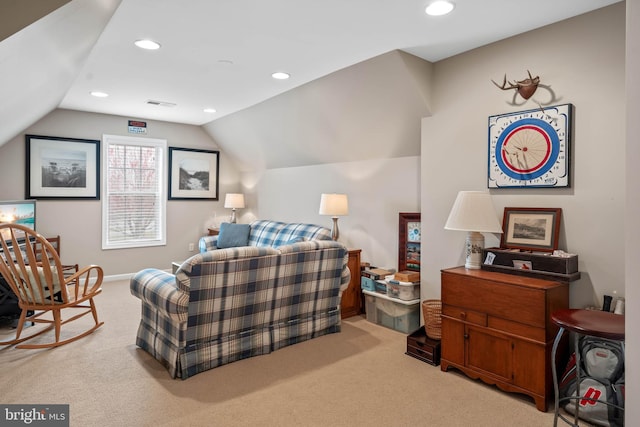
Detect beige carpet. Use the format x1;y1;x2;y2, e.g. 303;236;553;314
0;279;558;427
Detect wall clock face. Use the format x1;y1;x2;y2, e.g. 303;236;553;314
407;221;421;242
488;103;572;188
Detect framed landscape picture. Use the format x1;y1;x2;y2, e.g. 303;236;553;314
500;207;562;252
168;147;219;200
25;134;100;199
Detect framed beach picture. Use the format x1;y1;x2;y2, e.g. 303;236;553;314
26;134;100;199
500;207;562;252
168;147;219;200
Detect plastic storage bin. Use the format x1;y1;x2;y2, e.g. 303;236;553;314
386;280;420;301
363;289;420;333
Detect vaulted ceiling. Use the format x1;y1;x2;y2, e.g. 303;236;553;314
0;0;621;152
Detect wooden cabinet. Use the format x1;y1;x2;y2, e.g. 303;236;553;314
341;249;362;319
440;267;569;412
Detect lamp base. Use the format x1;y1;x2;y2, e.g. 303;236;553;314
229;209;237;224
464;231;485;269
330;217;340;241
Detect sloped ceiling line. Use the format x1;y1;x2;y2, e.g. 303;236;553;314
203;50;432;172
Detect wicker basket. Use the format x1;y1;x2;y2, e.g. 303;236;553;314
422;299;442;340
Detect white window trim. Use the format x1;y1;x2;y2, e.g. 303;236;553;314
102;134;167;250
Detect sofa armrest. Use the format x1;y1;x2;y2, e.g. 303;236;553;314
130;268;189;321
277;240;351;293
199;235;219;253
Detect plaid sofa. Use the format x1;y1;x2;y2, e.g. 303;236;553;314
198;219;335;252
130;221;350;379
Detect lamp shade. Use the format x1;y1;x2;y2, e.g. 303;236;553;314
319;193;348;216
224;193;245;209
444;191;502;233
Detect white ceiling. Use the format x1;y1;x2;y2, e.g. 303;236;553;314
1;0;621;145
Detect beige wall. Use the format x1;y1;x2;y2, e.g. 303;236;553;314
204;50;432;172
422;4;626;309
624;0;638;422
0;109;240;276
245;156;420;269
0;3;635;418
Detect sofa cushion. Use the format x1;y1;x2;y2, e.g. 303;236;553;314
272;223;332;247
17;266;63;303
217;223;251;248
247;220;332;247
247;220;287;247
276;236;306;247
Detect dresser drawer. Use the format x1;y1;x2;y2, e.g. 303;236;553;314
488;316;545;342
443;304;487;326
442;270;545;327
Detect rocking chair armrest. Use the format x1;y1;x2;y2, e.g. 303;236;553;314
65;265;104;296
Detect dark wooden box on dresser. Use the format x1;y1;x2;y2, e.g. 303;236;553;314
440;267;569;412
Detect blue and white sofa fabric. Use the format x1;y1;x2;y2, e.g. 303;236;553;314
130;222;349;379
198;220;333;253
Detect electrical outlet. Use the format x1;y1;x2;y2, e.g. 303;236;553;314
188;243;195;252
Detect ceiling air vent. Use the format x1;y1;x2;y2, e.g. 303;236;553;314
146;100;176;107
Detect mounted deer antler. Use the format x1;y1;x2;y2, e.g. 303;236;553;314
492;70;540;100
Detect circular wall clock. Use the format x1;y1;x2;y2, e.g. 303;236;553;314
407;221;421;242
488;103;572;188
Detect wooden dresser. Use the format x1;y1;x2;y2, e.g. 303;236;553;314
440;267;569;411
340;249;362;319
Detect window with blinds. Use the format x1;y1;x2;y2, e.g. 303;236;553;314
102;135;166;249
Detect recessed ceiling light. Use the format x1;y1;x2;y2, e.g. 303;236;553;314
425;1;455;16
90;91;109;98
203;108;217;113
272;72;290;80
134;39;161;50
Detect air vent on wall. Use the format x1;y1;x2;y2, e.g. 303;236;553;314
146;100;176;107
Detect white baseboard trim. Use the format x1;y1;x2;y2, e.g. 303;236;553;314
103;273;134;282
103;269;172;283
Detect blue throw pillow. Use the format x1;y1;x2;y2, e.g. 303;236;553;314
217;223;251;249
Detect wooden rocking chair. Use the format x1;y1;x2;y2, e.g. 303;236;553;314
0;223;104;349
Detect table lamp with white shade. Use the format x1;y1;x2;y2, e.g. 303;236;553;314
224;193;245;223
444;191;503;269
319;193;348;241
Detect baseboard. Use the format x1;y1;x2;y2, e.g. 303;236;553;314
103;273;134;282
103;269;172;283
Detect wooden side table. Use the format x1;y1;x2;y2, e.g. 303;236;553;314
207;228;219;236
340;249;362;319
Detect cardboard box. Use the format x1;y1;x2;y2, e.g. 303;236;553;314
362;268;393;280
360;276;376;291
395;270;420;282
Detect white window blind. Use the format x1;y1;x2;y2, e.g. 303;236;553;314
102;135;166;249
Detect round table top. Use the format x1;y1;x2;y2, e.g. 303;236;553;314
551;308;625;340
